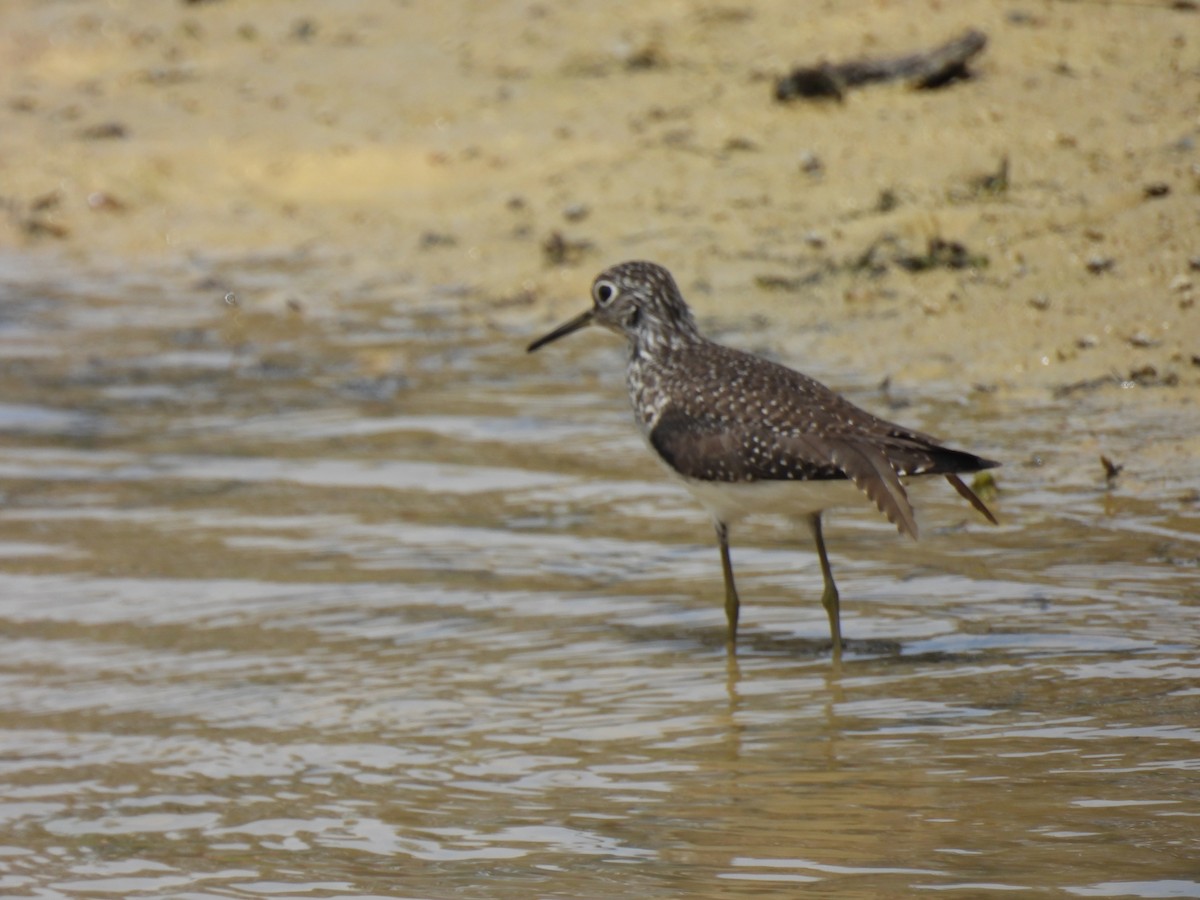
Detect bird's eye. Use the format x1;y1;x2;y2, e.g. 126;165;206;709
594;280;617;306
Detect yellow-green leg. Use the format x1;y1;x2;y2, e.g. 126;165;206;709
715;521;740;646
808;511;842;658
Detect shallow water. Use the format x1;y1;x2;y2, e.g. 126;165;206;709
1;260;1198;899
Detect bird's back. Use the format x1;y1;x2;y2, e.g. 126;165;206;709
630;337;998;536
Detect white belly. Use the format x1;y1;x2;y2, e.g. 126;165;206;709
672;474;868;526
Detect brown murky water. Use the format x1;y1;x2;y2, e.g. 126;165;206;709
1;257;1198;899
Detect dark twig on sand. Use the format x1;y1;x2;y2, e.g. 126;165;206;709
775;29;988;102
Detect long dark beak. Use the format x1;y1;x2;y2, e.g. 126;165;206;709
526;307;595;353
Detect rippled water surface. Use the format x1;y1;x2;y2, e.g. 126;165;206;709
1;261;1198;899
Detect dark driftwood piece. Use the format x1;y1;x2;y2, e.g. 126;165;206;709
775;29;988;102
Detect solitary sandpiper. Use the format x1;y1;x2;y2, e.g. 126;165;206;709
528;260;999;656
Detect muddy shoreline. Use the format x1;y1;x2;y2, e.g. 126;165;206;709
1;0;1196;400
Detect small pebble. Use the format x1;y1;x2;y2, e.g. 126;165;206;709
562;203;590;222
418;231;457;249
723;136;758;153
78;121;127;140
87;191;125;212
1128;331;1159;348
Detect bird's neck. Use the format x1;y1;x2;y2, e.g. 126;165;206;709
626;325;705;433
626;317;703;361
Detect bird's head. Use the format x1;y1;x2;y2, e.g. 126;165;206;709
527;261;700;353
